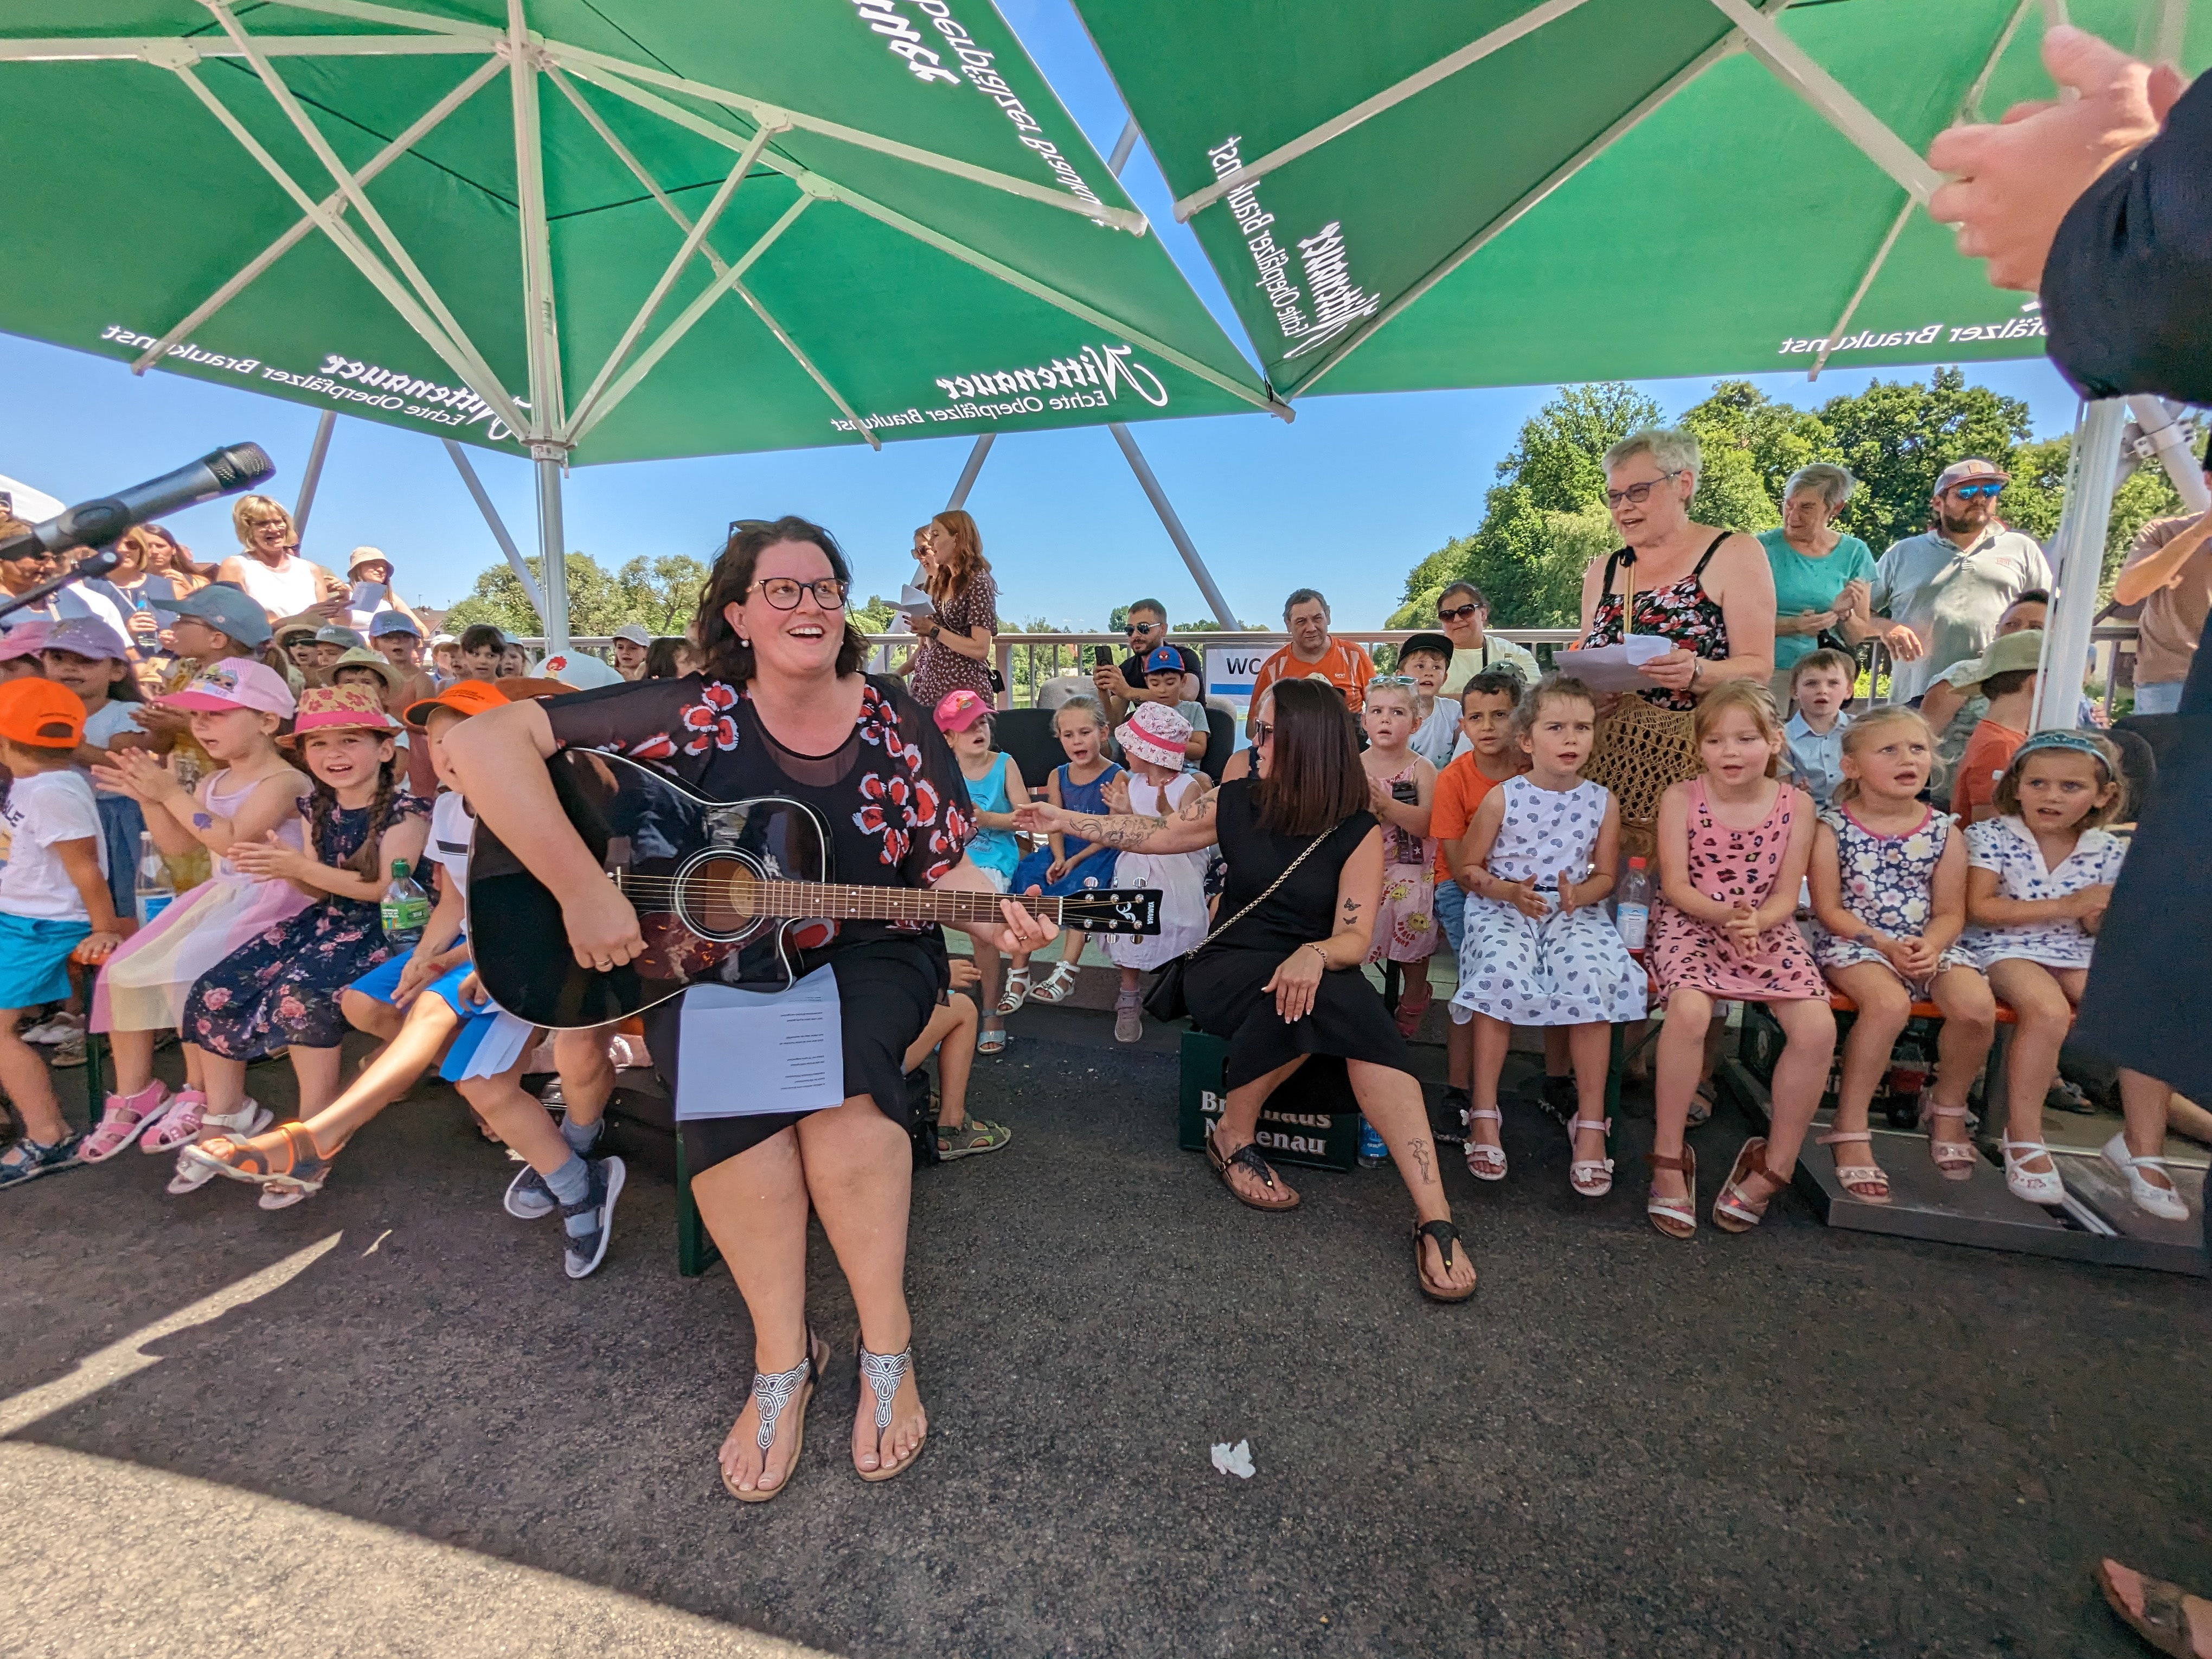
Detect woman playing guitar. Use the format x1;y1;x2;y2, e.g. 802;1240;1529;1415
445;516;1056;1501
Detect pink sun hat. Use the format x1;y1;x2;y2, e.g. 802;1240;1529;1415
0;619;55;663
158;656;297;716
280;682;399;746
1115;699;1192;770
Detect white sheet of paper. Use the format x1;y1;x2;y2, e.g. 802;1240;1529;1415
350;579;388;614
895;582;935;617
1551;635;1675;692
674;966;844;1119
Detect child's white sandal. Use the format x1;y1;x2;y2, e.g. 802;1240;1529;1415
2001;1137;2066;1206
2101;1131;2189;1221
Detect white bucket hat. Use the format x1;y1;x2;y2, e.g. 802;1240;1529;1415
1115;699;1192;770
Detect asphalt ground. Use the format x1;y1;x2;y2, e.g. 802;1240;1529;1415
3;1007;2209;1658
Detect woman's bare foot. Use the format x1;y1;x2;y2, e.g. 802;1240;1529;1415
854;1347;927;1478
2099;1558;2212;1658
719;1333;825;1499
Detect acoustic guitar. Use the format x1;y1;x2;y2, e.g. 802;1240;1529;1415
466;748;1161;1029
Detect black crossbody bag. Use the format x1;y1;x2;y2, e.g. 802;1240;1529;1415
1143;827;1333;1023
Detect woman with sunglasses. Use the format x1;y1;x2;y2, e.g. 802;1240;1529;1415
1576;426;1778;711
1867;458;2052;704
1434;582;1538;696
905;509;999;711
1017;676;1479;1303
445;516;1057;1501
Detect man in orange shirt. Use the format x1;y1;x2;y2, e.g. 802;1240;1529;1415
1426;671;1525;1142
1247;588;1374;736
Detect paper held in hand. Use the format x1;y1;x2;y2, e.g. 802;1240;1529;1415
1551;635;1674;693
675;965;844;1119
895;584;935;618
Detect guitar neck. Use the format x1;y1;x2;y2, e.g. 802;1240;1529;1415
750;882;1068;926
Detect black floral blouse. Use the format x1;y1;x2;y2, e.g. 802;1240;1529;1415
542;672;977;945
1579;540;1733;712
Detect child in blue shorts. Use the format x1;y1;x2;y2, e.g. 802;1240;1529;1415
182;681;625;1276
0;679;126;1187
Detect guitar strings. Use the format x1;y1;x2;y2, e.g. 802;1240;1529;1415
601;874;1144;926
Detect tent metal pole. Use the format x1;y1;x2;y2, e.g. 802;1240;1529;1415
1106;118;1140;177
2128;398;2211;513
1706;0;1942;201
0;34;485;60
131;53;504;376
535;455;569;653
444;440;545;618
947;434;995;510
291;411;336;538
1111;425;1238;629
1174;0;1592;220
2030;399;2126;733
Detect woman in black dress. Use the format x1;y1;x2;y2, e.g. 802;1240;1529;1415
1021;677;1477;1301
446;517;1056;1501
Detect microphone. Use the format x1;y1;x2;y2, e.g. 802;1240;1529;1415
0;442;276;560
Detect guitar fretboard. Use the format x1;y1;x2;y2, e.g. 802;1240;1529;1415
745;881;1071;924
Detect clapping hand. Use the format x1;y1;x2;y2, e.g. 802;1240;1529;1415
92;746;182;804
1102;773;1132;815
225;830;312;882
1500;877;1548;921
1555;868;1582;917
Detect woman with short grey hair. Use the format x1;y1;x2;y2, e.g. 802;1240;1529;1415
1577;426;1777;710
1758;462;1918;702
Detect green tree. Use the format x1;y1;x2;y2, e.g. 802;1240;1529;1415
1816;367;2032;552
443;550;712;639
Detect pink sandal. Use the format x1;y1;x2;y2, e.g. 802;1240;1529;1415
79;1082;171;1162
140;1088;208;1154
1463;1106;1507;1181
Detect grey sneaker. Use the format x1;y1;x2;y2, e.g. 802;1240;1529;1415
560;1156;625;1280
1113;990;1142;1044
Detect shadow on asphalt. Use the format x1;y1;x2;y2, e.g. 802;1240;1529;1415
4;1009;2209;1657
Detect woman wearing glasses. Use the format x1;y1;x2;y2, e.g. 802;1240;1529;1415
445;516;1057;1501
906;509;1000;711
1576;426;1778;709
1435;582;1539;695
1017;677;1479;1303
1756;464;1922;708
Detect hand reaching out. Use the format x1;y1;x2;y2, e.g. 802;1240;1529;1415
1927;26;2184;291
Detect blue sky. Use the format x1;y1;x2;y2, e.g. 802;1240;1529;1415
0;0;2083;633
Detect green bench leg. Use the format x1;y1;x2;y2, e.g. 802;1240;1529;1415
80;1031;108;1130
676;1126;722;1278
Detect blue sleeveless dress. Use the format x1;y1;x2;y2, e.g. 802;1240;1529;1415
1012;761;1121;896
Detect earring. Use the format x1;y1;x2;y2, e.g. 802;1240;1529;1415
739;636;751;647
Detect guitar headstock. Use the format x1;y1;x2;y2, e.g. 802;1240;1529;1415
1059;887;1162;937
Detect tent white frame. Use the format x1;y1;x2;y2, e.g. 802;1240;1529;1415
7;0;1291;649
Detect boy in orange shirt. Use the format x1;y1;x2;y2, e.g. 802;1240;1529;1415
1426;670;1526;1143
1950;631;2043;823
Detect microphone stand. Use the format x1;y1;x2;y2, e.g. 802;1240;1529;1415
0;546;122;626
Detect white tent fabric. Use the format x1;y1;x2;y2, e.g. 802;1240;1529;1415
0;473;63;522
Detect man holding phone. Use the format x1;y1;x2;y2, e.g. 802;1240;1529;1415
1092;597;1199;726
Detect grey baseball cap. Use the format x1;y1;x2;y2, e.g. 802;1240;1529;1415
149;582;273;648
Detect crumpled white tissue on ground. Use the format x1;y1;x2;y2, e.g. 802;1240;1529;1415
1210;1439;1254;1478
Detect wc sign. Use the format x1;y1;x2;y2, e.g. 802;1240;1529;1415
1206;644;1271;705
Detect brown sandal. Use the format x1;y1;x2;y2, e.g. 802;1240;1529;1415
1207;1129;1299;1211
1645;1148;1697;1239
1412;1219;1476;1302
1713;1136;1788;1233
2097;1558;2204;1658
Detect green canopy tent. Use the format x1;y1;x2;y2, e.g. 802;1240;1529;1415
0;0;1286;645
1072;0;2210;717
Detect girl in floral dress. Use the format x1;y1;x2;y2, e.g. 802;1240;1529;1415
1646;682;1832;1239
1357;677;1439;1035
1807;707;1997;1201
177;686;429;1197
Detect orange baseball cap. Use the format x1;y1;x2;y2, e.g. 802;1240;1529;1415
402;677;508;728
0;676;86;748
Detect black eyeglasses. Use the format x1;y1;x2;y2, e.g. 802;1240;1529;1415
1604;471;1679;508
1438;603;1480;622
747;577;848;611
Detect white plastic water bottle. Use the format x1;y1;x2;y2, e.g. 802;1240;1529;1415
1615;857;1651;953
133;831;174;929
380;859;431;949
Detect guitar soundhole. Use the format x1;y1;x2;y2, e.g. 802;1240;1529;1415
678;851;761;941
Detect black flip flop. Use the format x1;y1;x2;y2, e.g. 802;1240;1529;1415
1413;1219;1476;1302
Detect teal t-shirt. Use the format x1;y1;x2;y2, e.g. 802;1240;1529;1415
1758;527;1876;670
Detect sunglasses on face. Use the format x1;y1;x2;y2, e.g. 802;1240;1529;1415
1948;482;2004;499
746;577;849;611
1125;620;1163;636
1251;722;1274;744
1604;470;1679;508
1437;604;1480;622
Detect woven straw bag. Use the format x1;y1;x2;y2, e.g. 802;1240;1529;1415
1581;554;1701;860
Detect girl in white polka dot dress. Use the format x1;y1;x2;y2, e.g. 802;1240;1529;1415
1450;675;1646;1196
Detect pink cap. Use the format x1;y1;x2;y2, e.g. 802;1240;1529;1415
0;620;55;663
159;656;297;716
933;688;992;733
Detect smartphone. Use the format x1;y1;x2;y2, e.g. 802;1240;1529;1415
1093;645;1116;669
1390;780;1419;804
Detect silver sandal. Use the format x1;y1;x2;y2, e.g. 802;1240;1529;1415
1027;961;1081;1004
855;1339;924;1483
724;1328;825;1504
